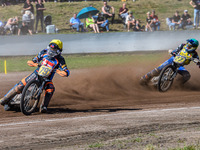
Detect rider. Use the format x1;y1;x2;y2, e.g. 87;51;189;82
0;39;70;113
140;38;200;85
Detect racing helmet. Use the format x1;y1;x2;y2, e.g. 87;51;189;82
185;38;199;52
47;39;63;58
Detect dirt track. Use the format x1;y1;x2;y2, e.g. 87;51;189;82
1;58;200;149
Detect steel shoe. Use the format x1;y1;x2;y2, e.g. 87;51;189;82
40;106;48;113
4;104;11;111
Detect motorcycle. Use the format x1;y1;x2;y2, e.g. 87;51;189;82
150;50;200;92
5;61;66;115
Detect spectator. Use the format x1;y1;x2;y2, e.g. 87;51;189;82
18;21;32;35
1;0;6;7
125;11;135;32
23;0;35;32
96;13;109;32
145;11;153;31
119;3;128;23
4;16;18;35
180;10;193;29
86;13;100;33
190;0;200;28
150;10;160;31
35;0;46;33
170;10;181;30
0;20;4;35
166;17;172;30
102;1;115;24
23;0;34;14
69;13;84;32
22;10;33;34
133;19;145;31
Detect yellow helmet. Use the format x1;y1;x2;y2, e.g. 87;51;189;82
49;39;63;51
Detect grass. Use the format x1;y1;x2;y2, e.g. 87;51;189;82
169;145;200;150
84;136;200;150
0;0;197;33
0;52;166;73
88;142;104;148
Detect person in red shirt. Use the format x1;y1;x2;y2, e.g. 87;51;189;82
119;3;128;23
150;10;160;31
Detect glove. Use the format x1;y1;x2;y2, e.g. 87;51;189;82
27;60;38;67
56;70;69;77
193;58;199;63
168;49;173;56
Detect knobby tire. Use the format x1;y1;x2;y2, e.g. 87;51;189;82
157;65;175;92
20;80;40;115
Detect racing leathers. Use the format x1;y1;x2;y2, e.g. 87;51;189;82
140;43;199;84
0;49;70;110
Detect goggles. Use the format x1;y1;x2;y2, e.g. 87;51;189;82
186;43;192;49
49;43;59;51
47;43;61;58
186;43;196;52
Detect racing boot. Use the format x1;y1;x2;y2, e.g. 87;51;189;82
40;93;53;113
177;70;191;85
4;104;11;111
140;68;160;85
0;88;17;106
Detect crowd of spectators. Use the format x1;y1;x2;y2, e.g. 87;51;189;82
1;0;200;35
166;10;193;30
0;0;46;35
68;2;162;33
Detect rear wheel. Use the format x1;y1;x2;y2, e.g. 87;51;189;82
157;65;176;92
20;80;40;115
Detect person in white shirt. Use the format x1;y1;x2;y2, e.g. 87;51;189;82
125;11;135;32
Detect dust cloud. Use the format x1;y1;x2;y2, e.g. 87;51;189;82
51;57;200;109
1;53;200;111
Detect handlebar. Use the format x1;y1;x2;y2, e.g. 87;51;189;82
191;58;200;64
27;60;67;77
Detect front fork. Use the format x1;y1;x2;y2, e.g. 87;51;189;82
168;64;178;81
170;71;177;81
34;81;45;100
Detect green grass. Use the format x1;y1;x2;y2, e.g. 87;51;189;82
0;52;165;73
0;0;197;33
88;142;104;148
169;145;200;150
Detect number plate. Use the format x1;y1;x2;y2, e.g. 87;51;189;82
173;56;186;64
38;65;52;77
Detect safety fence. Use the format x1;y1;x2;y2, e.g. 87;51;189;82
1;30;200;56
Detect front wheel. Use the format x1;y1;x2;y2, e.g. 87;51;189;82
20;80;41;115
157;65;176;92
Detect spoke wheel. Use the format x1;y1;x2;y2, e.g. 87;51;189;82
20;80;40;115
157;65;175;92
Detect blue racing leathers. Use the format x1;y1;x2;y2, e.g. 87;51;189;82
3;49;70;108
141;43;199;84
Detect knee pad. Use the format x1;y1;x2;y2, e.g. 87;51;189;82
44;83;55;94
16;82;25;93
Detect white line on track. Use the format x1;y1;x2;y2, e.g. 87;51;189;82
0;106;200;127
